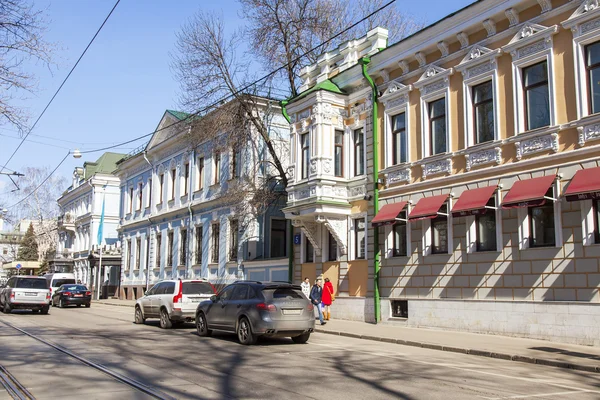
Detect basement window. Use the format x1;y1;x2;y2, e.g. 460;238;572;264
391;300;408;318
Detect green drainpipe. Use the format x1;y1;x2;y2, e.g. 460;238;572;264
280;100;294;282
359;56;381;323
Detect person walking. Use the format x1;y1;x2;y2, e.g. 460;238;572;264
301;277;311;300
322;277;334;320
309;278;326;325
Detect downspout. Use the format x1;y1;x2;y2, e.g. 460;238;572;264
280;100;294;283
359;56;381;323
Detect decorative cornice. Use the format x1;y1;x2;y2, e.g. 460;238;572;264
505;8;519;27
456;32;469;49
537;0;552;13
415;52;426;67
483;19;496;37
437;41;450;57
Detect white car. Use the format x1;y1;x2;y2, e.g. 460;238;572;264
0;276;51;314
134;279;216;329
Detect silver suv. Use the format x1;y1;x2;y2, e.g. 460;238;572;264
0;276;51;314
134;279;216;329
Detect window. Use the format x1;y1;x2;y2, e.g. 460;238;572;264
127;239;132;269
354;218;366;259
472;81;494;144
529;192;555;247
170;169;176;200
391;113;407;164
137;183;143;211
334;130;344;177
393;213;407;257
523;61;550;131
476;206;497;252
327;231;337;261
431;204;448;254
145;237;150;270
229;220;238;261
183;163;189;195
167;231;174;267
586;42;600;115
156;234;162;268
429;98;447;155
211;224;220;264
197;157;204;190
195;226;203;264
128;188;133;214
158;174;164;205
305;238;314;263
353;128;365;176
147;178;152;208
300;133;310;179
135;238;141;269
270;219;287;258
232;148;240;179
180;229;188;266
214;152;221;185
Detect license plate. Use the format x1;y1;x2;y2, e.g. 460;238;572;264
189;298;200;303
74;294;83;297
25;292;37;296
282;309;302;315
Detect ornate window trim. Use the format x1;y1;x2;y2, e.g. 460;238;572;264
563;0;600;119
345;117;367;178
414;65;454;159
456;45;502;148
502;23;559;135
380;80;413;168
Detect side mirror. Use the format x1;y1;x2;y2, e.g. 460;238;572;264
210;295;217;302
144;291;149;296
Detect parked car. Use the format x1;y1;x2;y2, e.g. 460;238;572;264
195;281;315;345
52;284;91;308
44;273;76;306
0;276;50;314
134;279;216;329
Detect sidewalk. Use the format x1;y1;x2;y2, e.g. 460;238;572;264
95;299;600;373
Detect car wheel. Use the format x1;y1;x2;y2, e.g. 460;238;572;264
237;317;257;345
59;299;65;308
159;308;172;329
3;302;11;314
85;303;90;308
195;312;212;337
292;332;310;344
40;306;49;315
134;306;145;324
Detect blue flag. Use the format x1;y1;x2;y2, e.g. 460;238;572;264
97;195;105;246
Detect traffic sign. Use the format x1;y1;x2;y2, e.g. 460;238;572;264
15;263;22;270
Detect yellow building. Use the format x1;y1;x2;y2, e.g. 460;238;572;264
284;0;600;345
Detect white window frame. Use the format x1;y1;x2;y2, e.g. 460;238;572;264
465;190;502;253
146;177;152;209
581;199;596;247
414;66;453;158
196;156;205;191
422;199;453;256
350;214;367;260
502;23;558;135
381;81;413;167
345;118;366;178
515;179;563;250
323;225;339;262
384;205;411;259
297;130;310;181
213;152;221;185
455;46;502;147
210;222;220;264
301;232;315;263
563;1;600;120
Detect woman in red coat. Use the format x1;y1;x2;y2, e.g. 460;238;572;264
322;277;334;320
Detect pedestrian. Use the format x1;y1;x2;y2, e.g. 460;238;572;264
301;277;311;300
322;277;334;320
309;278;326;325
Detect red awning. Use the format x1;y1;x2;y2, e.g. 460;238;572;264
408;194;448;221
452;186;497;217
371;202;408;227
502;175;555;209
564;167;600;202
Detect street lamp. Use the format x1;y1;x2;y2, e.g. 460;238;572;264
72;149;82;159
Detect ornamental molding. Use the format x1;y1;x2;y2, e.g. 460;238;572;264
537;0;551;13
514;133;559;160
578;123;600;145
464;147;502;171
324;217;348;255
380;80;413;109
437;41;449;57
414;65;453;95
502;23;558;58
563;0;600;35
457;32;469;49
386;168;411;184
505;8;519;27
415;52;426;67
398;60;410;75
455;45;501;78
422;158;452;179
287;165;295;181
299;221;322;256
349;185;366;198
483;19;496;37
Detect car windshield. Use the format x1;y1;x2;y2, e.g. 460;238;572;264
263;288;305;300
63;285;87;291
182;282;214;295
53;279;75;287
15;278;47;289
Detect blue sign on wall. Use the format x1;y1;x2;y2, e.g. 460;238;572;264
15;263;22;270
293;234;301;245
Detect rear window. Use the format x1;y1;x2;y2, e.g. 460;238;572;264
63;285;88;291
53;279;75;287
263;288;305;300
182;282;214;295
16;278;47;289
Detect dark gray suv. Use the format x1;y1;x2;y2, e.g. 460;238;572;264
195;281;315;345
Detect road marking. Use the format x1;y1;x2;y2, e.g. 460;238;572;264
480;389;594;399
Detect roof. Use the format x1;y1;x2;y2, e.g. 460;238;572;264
83;152;126;179
166;109;192;121
288;79;345;104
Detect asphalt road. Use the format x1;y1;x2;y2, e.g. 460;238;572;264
0;304;599;400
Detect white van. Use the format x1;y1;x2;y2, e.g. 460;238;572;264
45;273;76;305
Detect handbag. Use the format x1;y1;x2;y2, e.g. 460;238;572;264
328;286;335;302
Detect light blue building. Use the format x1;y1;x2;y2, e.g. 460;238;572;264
116;100;290;299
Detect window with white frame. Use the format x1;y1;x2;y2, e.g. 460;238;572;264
585;42;600;115
137;182;143;211
183;162;190;196
334;130;344;177
170;169;176;200
422;201;453;256
502;23;558;134
327;231;338;261
353;128;365;176
393;211;408;257
229;219;238;261
146;178;152;208
213;152;221;185
300;132;310;179
381;80;412;168
167;231;174;267
211;223;220;263
158;173;164;205
354;217;366;259
516;181;562;250
156;233;162;268
465;194;502;254
197;157;204;191
180;229;188;265
392;113;407;164
195;225;203;264
135;237;141;269
429;98;447;155
128;187;133;214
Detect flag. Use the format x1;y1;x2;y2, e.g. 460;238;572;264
97;195;105;246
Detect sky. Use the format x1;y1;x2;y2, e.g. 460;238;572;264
0;0;474;203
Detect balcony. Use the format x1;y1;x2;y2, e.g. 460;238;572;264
58;213;75;232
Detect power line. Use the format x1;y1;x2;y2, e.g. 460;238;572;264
0;0;121;174
80;0;396;155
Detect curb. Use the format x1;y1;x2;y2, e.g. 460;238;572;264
314;328;600;374
94;302;135;308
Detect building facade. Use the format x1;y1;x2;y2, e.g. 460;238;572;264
285;0;600;345
116;103;290;300
57;152;123;296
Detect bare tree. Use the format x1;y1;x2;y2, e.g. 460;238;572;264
0;0;55;133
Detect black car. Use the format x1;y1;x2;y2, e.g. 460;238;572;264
195;281;315;345
52;284;91;308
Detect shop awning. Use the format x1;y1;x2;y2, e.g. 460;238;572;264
371;202;408;227
502;175;556;209
564;167;600;202
452;186;497;217
408;194;448;221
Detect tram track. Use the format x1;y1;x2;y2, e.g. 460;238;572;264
0;319;176;400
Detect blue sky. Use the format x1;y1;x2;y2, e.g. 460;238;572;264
0;0;474;198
